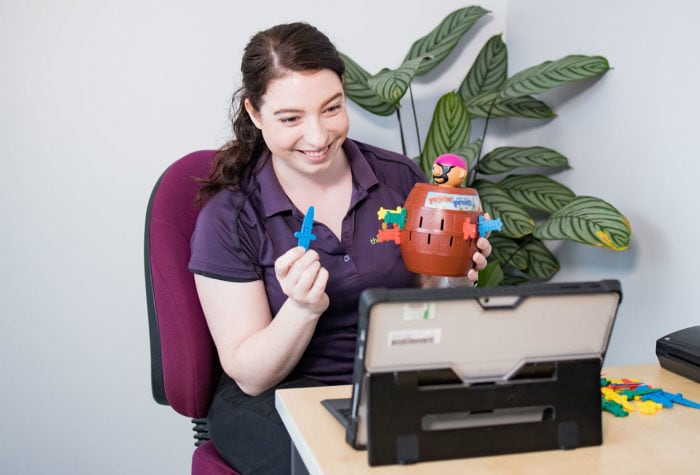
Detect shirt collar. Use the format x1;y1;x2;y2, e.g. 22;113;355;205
255;139;379;218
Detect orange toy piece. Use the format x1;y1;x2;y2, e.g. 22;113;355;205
377;227;402;244
463;219;478;240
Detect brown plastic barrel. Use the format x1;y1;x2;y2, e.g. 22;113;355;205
400;183;483;277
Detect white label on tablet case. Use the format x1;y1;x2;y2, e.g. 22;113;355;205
401;302;436;321
388;329;442;346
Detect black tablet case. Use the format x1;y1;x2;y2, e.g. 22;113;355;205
324;280;622;466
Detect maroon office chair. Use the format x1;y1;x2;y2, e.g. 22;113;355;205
144;150;239;475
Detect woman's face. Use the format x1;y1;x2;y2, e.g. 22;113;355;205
245;69;349;178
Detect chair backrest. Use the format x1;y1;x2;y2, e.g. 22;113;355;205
144;150;220;418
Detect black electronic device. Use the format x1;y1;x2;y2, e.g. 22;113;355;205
322;280;623;466
656;326;700;383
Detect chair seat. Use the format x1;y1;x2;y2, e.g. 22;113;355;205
192;440;239;475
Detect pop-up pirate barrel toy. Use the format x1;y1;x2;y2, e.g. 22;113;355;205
376;154;502;277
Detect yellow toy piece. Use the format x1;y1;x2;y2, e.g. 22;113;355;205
601;387;635;412
377;206;403;220
637;400;663;414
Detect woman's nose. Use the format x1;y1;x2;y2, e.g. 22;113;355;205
304;118;328;147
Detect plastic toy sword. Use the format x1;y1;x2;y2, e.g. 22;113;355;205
294;205;317;250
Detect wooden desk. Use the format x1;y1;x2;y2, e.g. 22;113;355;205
275;364;700;474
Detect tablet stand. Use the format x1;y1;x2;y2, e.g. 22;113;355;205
366;358;602;466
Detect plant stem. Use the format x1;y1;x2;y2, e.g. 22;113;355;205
396;107;406;156
409;85;422;156
469;99;497;185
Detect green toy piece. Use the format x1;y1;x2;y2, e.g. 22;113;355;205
601;397;629;417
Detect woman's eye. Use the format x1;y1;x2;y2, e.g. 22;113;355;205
280;116;299;124
326;104;342;113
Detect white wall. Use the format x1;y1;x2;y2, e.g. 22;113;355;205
0;1;694;473
0;1;504;474
505;0;700;366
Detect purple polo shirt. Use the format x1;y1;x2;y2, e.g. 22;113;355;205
189;138;426;384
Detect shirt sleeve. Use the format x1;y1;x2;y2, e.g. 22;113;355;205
188;190;262;282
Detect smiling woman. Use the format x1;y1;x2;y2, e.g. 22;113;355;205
187;21;491;475
245;69;353;237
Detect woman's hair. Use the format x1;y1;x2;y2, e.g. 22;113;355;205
197;22;346;201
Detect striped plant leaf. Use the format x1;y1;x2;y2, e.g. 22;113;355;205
473;179;535;238
458;34;507;99
404;5;489;76
366;56;432;105
476;146;570;175
465;92;556;119
489;235;528;270
340;52;396;116
498;174;575;213
523;238;560;279
533;196;631;250
451;139;482;171
488;235;558;282
420;92;471;176
500;55;610;99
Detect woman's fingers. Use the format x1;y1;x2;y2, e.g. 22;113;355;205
274;246;307;280
275;247;329;312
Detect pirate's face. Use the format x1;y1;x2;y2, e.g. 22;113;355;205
432;163;453;184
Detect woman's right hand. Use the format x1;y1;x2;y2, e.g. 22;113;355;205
275;247;330;315
196;247;329;395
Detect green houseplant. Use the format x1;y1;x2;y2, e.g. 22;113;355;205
341;5;631;286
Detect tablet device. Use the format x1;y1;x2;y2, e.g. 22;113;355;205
322;280;622;450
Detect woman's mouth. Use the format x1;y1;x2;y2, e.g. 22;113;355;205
299;145;331;163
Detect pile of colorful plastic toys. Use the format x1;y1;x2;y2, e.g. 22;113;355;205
600;376;700;416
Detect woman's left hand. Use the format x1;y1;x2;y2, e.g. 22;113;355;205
465;235;492;282
420;232;493;288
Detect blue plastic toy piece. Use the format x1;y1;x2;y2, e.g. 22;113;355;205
294;206;317;250
478;215;503;237
641;391;674;408
661;391;700;409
